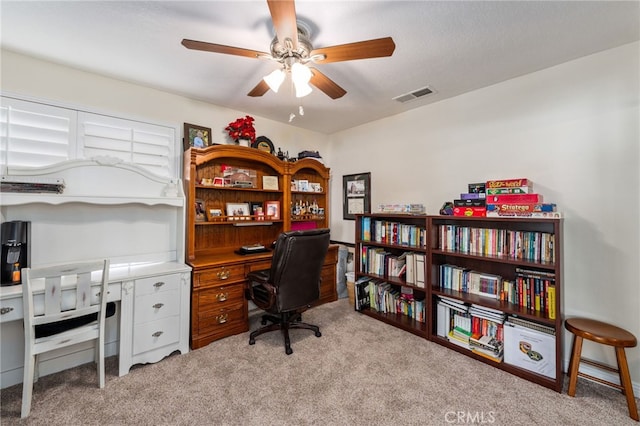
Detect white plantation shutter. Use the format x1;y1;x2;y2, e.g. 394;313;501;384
0;98;76;170
78;112;175;178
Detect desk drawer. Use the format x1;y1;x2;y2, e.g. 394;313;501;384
133;316;180;354
195;265;245;288
198;305;246;333
135;274;181;296
0;297;22;323
245;260;271;274
196;284;245;313
134;290;180;325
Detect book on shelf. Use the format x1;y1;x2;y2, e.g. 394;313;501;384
471;347;504;363
485;178;533;191
503;320;556;379
486;211;562;219
361;216;371;241
354;276;372;311
460;192;486;200
414;254;425;288
486;194;543;204
468;182;486;194
454;199;486;207
486;186;532;195
486;203;556;213
452;207;487;217
405;252;415;284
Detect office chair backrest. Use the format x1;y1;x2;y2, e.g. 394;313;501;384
269;228;330;312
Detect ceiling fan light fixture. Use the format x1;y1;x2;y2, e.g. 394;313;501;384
291;62;313;98
264;68;286;93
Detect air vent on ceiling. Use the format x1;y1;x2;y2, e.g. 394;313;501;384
393;86;434;103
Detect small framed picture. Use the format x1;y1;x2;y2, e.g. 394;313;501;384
184;123;212;150
195;199;206;222
297;180;309;192
264;200;280;220
290;180;298;191
309;182;323;193
226;202;251;221
262;175;279;190
208;208;222;221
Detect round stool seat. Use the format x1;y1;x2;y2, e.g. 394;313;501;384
565;317;637;348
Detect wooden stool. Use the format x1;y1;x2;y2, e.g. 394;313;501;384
565;317;638;421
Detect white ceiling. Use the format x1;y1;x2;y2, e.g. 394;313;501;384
1;1;638;134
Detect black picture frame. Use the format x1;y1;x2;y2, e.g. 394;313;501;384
252;135;275;154
343;172;371;220
183;123;212;151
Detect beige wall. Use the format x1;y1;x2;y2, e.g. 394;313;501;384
326;42;640;385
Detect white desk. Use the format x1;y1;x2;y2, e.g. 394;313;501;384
0;261;191;389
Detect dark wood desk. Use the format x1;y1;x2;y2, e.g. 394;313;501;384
188;245;338;349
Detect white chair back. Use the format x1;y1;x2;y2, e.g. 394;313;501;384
21;259;110;418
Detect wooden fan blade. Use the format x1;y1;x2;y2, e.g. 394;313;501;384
267;0;299;50
182;39;268;59
248;79;270;97
309;67;346;99
311;37;396;63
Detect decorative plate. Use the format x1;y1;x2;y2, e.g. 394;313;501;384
252;136;274;154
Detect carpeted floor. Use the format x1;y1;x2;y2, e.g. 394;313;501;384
1;299;637;425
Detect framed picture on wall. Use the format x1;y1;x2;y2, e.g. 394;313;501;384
184;123;212;150
343;172;371;220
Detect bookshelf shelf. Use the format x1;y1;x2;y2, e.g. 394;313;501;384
354;214;564;392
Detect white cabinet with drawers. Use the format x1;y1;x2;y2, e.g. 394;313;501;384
119;271;190;376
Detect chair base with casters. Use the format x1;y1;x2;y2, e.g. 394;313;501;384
249;310;322;355
246;228;331;355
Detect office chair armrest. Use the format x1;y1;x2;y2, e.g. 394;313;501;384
247;270;277;310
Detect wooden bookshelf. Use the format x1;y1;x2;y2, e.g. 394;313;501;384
354;214;563;392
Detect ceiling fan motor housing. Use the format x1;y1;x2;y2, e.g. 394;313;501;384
270;25;313;62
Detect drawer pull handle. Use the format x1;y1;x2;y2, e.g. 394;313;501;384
152;303;164;309
0;307;14;315
217;270;230;280
153;281;165;288
152;331;164;338
216;292;228;302
216;314;228;324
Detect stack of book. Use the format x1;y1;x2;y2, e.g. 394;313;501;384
485;178;561;218
453;182;487;217
436;297;506;363
450;178;562;218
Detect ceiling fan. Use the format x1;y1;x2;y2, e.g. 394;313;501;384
181;0;395;99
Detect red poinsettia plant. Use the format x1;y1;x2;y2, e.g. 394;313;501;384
225;115;256;143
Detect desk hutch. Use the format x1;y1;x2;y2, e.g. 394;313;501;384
184;145;337;349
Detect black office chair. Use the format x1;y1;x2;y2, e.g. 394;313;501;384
246;228;330;354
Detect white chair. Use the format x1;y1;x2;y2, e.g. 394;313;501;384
21;259;110;418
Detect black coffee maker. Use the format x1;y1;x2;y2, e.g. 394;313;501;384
1;221;31;286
